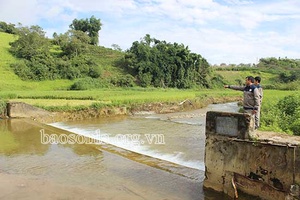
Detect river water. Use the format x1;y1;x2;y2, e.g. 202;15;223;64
0;102;257;200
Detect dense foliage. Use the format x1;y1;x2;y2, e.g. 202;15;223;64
9;17;102;81
261;94;300;135
2;18;300;90
0;21;17;34
258;57;300;70
0;99;7;117
257;57;300;84
214;57;300;90
6;18;211;89
122;34;211;88
277;95;300;135
69;15;102;46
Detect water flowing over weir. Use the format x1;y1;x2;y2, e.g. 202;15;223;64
1;102;258;200
48;102;240;179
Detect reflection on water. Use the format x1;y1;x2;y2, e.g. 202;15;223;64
0;119;50;156
0;119;209;200
0;102;256;199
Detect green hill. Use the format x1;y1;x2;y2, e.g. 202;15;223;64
0;32;124;91
1;31;298;92
214;70;277;86
0;32;74;91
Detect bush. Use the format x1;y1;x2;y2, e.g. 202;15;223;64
263;84;276;90
11;61;35;80
277;95;300;116
291;119;300;135
0;99;7;116
110;74;135;87
139;72;152;87
70;77;111;90
277;94;300;135
209;74;225;88
277;81;300;90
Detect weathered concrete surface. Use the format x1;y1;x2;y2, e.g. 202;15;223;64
7;102;52;119
6;101;128;123
204;111;300;200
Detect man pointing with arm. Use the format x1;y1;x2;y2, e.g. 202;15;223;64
224;76;260;129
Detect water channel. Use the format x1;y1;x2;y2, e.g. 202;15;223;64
0;102;258;199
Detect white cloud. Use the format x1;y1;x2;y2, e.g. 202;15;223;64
0;0;299;64
0;0;39;25
63;0;137;13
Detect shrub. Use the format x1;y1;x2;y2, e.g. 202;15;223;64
70;77;111;90
0;99;7;117
277;81;300;91
277;94;300;135
11;61;35;80
110;74;135;87
291;119;300;136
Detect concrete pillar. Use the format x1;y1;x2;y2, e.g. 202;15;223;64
204;111;300;200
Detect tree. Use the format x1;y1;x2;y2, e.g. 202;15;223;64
0;21;17;34
9;25;50;60
277;95;300;135
60;30;91;57
69;16;102;46
123;34;211;88
111;44;122;51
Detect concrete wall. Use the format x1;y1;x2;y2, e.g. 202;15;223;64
204;111;300;200
7;102;52;119
5;102;128;123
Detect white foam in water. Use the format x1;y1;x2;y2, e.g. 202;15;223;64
49;122;205;171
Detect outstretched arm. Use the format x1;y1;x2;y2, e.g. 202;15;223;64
224;85;244;91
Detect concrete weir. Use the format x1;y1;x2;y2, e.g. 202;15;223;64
3;102;128;123
7;101;52;119
204;111;300;200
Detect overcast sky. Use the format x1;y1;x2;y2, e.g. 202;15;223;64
0;0;299;65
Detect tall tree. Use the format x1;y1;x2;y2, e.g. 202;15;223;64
0;21;17;34
60;30;91;57
69;16;102;46
9;25;50;60
124;34;210;88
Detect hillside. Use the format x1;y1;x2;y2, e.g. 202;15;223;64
1;31;298;92
0;32;124;91
0;32;74;91
214;70;277;86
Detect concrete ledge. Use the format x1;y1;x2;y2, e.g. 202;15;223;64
5;102;128;123
204;111;300;200
7;102;51;119
206;111;254;139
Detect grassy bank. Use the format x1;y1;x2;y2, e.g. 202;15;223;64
0;88;295;117
1;88;297;135
1;88;241;111
0;32;298;134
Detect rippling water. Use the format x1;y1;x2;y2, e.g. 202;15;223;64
49;102;240;172
0;102;257;200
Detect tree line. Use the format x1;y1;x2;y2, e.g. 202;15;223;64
0;18;212;89
4;16;102;81
1;18;299;89
257;57;300;83
121;34;210;88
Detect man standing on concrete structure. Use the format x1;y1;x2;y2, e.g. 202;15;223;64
254;76;263;129
224;76;260;129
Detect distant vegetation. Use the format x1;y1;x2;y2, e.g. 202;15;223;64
0;18;300;135
1;18;211;89
213;57;300;90
1;19;299;90
260;92;300;136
